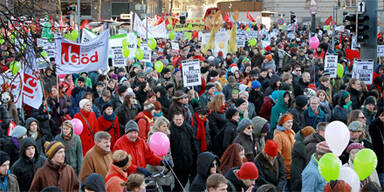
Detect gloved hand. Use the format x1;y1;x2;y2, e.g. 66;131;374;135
161;159;173;168
137;167;152;177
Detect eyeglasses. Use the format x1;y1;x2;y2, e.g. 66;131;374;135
296;69;301;72
246;126;254;130
310;103;319;105
211;161;218;167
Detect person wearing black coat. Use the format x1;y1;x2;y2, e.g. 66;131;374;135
169;112;197;192
288;95;308;133
220;108;239;157
347;78;363;110
369;113;384;187
190;152;220;192
264;74;281;97
25;117;48;155
30;103;53;140
10;138;46;192
225;162;259;192
0;105;11;136
81;173;106;192
293;72;310;97
115;94;140;136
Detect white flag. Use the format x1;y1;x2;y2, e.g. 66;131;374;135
81;28;97;43
23;47;43;109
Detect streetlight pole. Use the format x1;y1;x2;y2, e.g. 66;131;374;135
145;0;148;41
77;0;81;43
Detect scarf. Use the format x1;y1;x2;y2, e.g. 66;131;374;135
153;112;163;118
30;131;38;141
0;171;9;192
344;101;352;109
194;112;208;152
103;112;116;121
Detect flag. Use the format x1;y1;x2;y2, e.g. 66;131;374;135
324;16;333;25
24;41;43;109
247;11;256;23
155;13;165;26
346;48;360;66
80;19;90;30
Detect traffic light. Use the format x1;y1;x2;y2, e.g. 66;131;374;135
290;14;296;24
356;14;369;43
344;14;356;32
179;12;187;24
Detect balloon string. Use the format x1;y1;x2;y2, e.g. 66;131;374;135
164;160;186;192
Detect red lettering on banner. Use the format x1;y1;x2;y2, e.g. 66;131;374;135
61;42;99;65
23;73;38;99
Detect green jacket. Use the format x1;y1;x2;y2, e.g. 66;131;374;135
270;90;289;134
54;129;83;175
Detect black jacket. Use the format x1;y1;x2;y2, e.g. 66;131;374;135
249;89;264;114
347;87;362;110
11;138;46;192
26;117;48;155
289;107;306;133
369;118;384;174
0;105;11;136
190;152;219;192
254;152;286;191
225;167;248;192
115;103;140;136
208;112;228;146
81;173;106;192
294;78;309;97
233;132;256;162
221;120;238;156
303;133;324;164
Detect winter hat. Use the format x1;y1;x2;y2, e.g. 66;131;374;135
346;142;364;153
270;90;280;101
172;90;187;100
44;141;64;159
206;82;216;91
77;77;85;82
316;141;332;155
117;68;125;73
251;80;261;89
348;121;364;132
81;173;106;192
0;150;9;165
226;108;239;120
277;114;293;126
228;76;236;83
102;103;113;112
11;125;27;139
364;96;377;106
79;99;91;109
144;103;155;112
236;162;258;180
261;123;270;134
251;116;268;132
324;180;352;192
196;106;209;115
308;83;317;91
110;74;118;80
118;85;128;95
125;120;139;134
295;95;308;109
235;98;247;107
266;54;273;61
237;118;253;132
301;126;316;138
264;140;279;157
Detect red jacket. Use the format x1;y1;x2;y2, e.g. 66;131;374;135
113;136;162;175
135;111;153;141
74;110;99;156
105;164;127;192
97;116;120;148
259;96;275;121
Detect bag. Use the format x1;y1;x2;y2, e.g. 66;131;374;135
80;112;95;138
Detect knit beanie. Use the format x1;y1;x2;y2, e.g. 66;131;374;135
251;116;268;131
125;120;139;134
235;98;246;107
0;150;10;165
237;118;253;132
102;103;113;112
348;121;364;132
295;95;308;109
251;80;261;89
79;98;91;109
364;96;376;106
226;108;239;120
11;125;27;139
346;142;364;153
236;162;258;180
301;126;316;138
316;141;332;155
277;114;293;126
324;180;352;192
44;141;65;159
270;90;280;101
118;85;128;95
264;140;279;157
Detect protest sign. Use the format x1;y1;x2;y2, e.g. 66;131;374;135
377;45;384;57
171;41;179;50
141;43;152;63
134;13;167;38
351;35;360;50
352;60;374;84
236;32;246;48
182;60;201;87
324;54;338;78
55;30;109;74
24;45;43;109
111;46;126;67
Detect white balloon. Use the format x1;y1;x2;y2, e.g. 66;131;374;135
325;121;350;157
338;166;360;192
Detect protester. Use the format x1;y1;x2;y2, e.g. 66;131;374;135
206;173;228;192
220;143;245;175
2;125;27;165
25;117;48;155
220;108;240;156
369;110;384;187
190;152;220;191
81;173;106;192
288;95;308;132
122;173;146;192
225;162;259;191
304;96;328;128
270;90;291;135
0;150;20;192
97;103;120;147
233;118;256;162
115;93;140;136
136;103;155;141
192;106;211;154
105;150;132;192
304;122;327;163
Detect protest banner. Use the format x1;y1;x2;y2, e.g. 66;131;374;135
111;46;126;67
352;60;374;85
324;54;338;78
24;45;43;109
377;45;384;57
182;59;201;87
236;32;246;48
36;38;56;69
134;13;167;38
55;30;109;74
81;28;97;43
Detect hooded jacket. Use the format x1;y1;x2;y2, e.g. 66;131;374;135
270;90;290;133
54;123;83;175
264;75;280;97
10;138;46;192
233;131;256;162
26;117;48;156
136;111;154;141
303;133;324;163
221;119;238;156
259;95;276;121
273;127;295;179
301;155;327;192
347;86;362;110
190;152;219;192
254;152;286;191
29;159;80;192
82;173;106;192
252;116;268;155
225;167;248;192
290;131;308;191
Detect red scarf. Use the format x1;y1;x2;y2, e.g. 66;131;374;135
194;112;208;152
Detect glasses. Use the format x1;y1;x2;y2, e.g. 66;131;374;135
310;102;319;105
296;69;301;72
211;161;218;167
246;126;254;130
358;116;366;119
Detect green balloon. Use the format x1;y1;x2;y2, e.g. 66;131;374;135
0;39;4;44
154;61;164;73
246;28;250;33
248;38;257;46
71;30;79;40
122;47;130;58
10;61;20;75
318;153;340;182
148;38;157;50
41;51;48;58
167;24;172;30
354;149;378;181
137;38;142;47
184;32;192;40
337;63;344;78
187;24;193;30
122;39;129;48
169;31;175;40
135;49;144;60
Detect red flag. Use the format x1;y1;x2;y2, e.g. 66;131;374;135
155;13;165;26
346;48;360;66
247;11;256;23
324;16;333;25
224;11;230;23
80;19;89;29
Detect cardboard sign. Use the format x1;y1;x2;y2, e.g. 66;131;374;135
378;45;384;57
141;43;152;63
182;59;201;87
171;41;179;50
324;55;338;78
352;60;374;84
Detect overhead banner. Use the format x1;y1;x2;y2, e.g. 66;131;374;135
201;31;229;57
324;55;338;78
134;14;167;38
109;33;137;59
81;28;97;43
182;59;201;87
55;30;109;74
24;46;43;109
352;60;374;85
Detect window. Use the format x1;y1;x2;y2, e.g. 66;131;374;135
111;2;130;17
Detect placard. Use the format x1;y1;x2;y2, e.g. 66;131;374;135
171;41;179;50
377;45;384;56
324;55;338;78
182;59;201;87
352;60;374;84
141;43;152;63
111;46;126;66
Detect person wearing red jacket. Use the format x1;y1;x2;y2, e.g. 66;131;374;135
113;120;171;176
74;99;99;156
135;103;155;141
98;103;120;148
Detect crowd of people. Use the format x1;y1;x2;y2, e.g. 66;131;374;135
0;21;384;192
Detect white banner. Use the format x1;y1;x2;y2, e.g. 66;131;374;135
378;45;384;57
352;60;374;85
81;28;97;43
36;38;56;69
55;30;109;74
24;46;43;109
134;14;167;38
109;33;137;59
324;55;338;78
182;60;201;87
201;32;229;56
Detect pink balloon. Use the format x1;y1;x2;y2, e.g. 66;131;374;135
149;132;170;157
309;36;320;50
72;118;83;135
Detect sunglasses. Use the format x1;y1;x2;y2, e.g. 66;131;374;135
211;161;218;167
246;126;254;130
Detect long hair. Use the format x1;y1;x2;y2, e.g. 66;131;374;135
150;116;171;136
220;143;244;174
207;94;225;112
347;109;363;125
48;85;64;98
316;89;330;103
